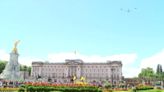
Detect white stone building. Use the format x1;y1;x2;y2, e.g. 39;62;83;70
31;59;122;84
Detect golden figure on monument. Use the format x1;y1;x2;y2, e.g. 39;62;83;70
12;40;20;53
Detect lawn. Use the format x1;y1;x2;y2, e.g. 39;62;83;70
113;89;164;92
20;89;164;92
137;89;164;92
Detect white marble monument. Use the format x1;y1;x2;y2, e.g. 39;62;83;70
0;41;21;81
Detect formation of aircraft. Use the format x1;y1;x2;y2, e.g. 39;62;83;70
120;8;137;13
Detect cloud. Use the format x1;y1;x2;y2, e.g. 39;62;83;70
106;53;137;65
48;52;137;63
107;54;138;78
123;67;140;78
0;49;43;66
19;57;44;66
140;49;164;71
0;49;9;61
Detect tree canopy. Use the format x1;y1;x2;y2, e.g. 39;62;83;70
138;67;155;79
156;64;163;74
138;65;164;81
156;64;164;80
0;60;7;74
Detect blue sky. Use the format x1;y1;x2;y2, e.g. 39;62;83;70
0;0;164;77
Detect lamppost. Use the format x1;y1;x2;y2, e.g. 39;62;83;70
23;66;27;80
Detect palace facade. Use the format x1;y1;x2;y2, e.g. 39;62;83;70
31;59;122;84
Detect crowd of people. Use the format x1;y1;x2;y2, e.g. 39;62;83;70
0;80;22;88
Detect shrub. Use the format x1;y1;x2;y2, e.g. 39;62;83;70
20;84;102;92
136;84;153;90
18;87;25;92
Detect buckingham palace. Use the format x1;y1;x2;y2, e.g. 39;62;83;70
31;58;123;84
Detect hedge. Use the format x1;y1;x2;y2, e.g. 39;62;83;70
18;85;102;92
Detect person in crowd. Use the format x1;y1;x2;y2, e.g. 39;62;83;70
0;80;2;87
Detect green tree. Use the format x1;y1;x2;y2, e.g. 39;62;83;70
27;66;31;76
0;60;7;74
20;65;32;77
155;64;164;87
20;65;28;71
138;67;155;84
23;65;27;71
156;64;162;74
20;65;23;71
156;64;163;81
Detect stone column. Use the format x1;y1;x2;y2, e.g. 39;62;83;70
76;66;81;78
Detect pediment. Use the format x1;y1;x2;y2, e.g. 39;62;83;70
65;59;83;65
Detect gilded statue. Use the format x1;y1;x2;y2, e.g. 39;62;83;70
12;40;20;53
